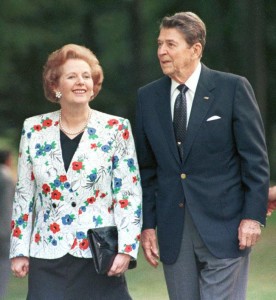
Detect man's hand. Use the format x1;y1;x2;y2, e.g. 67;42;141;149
141;229;159;267
267;186;276;216
11;256;29;278
238;219;261;250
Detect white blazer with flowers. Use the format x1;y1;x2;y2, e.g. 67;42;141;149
10;109;142;260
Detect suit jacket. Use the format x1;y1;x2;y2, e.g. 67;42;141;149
10;110;142;260
135;63;269;264
0;165;14;256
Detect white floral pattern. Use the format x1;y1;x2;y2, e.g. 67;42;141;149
10;110;142;259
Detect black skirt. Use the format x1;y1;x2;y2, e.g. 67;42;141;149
27;254;132;300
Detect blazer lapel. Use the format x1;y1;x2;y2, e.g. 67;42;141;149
183;65;215;163
49;111;66;173
155;77;181;164
65;113;94;180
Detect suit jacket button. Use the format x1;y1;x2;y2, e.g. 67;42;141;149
179;203;184;208
181;173;186;179
71;202;76;207
52;203;57;208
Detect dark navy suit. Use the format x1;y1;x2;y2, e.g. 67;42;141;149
135;64;269;265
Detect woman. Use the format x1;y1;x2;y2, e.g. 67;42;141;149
10;44;142;299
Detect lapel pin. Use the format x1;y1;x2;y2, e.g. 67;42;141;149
203;96;209;100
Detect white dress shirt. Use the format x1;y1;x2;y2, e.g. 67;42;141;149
170;63;202;127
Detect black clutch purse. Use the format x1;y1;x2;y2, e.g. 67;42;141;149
87;226;137;275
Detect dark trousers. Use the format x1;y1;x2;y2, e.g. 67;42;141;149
27;254;132;300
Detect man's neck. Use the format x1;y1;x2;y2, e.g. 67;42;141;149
171;60;200;84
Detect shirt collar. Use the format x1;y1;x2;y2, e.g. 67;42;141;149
171;63;202;95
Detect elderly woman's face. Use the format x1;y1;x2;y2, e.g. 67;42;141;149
56;58;94;106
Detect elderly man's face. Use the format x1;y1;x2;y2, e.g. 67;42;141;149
157;28;200;82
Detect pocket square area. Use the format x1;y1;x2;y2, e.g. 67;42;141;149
207;115;221;122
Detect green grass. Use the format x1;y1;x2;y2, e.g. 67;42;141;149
246;214;276;300
4;214;276;300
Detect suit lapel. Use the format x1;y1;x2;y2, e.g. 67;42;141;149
183;65;215;163
155;77;181;164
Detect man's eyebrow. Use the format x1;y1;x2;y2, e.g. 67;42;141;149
157;39;177;43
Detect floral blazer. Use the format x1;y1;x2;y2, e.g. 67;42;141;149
10;110;142;260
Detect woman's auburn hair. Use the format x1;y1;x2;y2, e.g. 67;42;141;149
43;44;103;102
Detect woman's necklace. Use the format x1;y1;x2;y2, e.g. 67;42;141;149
59;109;91;136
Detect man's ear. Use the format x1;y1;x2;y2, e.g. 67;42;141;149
192;43;203;58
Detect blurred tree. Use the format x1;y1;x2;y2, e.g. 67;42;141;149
0;0;275;178
0;0;90;135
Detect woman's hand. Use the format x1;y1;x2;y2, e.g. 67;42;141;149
11;256;29;278
107;253;131;277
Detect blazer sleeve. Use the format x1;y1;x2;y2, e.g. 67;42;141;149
10;120;36;258
233;76;269;224
112;118;142;259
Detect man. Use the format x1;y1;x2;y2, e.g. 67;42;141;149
0;150;14;298
267;186;276;216
135;12;269;299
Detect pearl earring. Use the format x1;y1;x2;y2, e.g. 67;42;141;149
55;91;62;99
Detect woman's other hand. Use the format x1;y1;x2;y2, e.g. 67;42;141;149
11;256;29;278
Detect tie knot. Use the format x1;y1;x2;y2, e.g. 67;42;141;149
177;84;188;94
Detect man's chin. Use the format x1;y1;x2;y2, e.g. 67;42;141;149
161;67;173;77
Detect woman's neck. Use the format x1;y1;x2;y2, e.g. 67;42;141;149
59;105;91;138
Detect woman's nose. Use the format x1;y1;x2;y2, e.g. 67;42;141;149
77;76;85;84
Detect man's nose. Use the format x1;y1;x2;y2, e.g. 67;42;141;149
158;45;167;56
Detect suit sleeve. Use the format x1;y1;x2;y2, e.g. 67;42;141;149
135;89;158;230
0;168;14;249
10;120;36;258
233;77;269;224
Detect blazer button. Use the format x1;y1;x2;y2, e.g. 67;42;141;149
71;202;76;207
52;203;57;208
181;173;186;179
179;203;184;208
